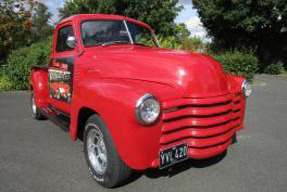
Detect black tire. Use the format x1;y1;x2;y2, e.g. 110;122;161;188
84;114;133;188
31;92;46;120
232;132;237;144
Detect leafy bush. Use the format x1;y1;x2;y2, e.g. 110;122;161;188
2;37;52;90
179;37;207;53
263;62;285;75
157;35;181;49
158;35;209;54
212;51;259;81
0;75;13;91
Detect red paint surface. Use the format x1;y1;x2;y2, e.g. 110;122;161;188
30;14;247;170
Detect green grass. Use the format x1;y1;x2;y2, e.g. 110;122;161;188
251;80;260;85
278;70;287;78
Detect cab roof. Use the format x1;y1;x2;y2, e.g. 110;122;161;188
58;14;153;31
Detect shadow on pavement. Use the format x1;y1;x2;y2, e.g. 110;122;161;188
144;151;227;178
118;151;227;187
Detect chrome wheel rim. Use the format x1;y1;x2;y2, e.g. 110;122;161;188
32;94;37;115
86;124;107;175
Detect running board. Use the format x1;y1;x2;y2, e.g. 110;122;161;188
40;107;70;132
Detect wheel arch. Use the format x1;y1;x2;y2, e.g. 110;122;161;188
76;107;100;141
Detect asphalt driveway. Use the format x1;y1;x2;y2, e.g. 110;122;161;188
0;75;287;192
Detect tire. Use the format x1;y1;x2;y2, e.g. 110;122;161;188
31;92;46;120
84;114;133;188
232;132;237;144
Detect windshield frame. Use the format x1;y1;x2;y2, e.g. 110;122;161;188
80;19;159;48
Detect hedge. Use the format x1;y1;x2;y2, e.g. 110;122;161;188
263;62;285;75
0;75;13;91
0;37;52;91
211;51;259;81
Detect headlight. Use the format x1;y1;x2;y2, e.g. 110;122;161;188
135;94;160;125
241;80;251;98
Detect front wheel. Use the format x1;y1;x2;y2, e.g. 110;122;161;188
232;132;237;144
84;114;133;188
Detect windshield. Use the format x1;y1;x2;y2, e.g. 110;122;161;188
126;22;157;47
81;20;157;47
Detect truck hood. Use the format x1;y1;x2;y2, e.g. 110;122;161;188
84;45;229;98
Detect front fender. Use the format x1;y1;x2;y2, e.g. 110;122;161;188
226;74;246;130
30;66;49;107
226;74;245;93
70;78;179;170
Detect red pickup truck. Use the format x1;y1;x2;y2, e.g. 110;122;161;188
30;14;251;188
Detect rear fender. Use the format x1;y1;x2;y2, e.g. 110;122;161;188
30;66;49;107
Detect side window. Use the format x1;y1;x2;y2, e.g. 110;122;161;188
56;25;75;52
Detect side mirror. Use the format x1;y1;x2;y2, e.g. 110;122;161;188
66;36;78;49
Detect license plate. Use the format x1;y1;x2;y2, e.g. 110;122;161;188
159;143;188;169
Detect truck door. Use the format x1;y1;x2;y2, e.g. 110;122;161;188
48;24;77;114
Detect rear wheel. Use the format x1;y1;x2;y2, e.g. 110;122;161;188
84;114;132;188
31;92;46;120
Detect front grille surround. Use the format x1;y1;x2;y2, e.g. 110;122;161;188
160;92;244;157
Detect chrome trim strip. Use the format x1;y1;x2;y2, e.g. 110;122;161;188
123;20;134;44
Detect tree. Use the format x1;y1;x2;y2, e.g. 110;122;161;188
0;0;35;65
175;23;191;41
31;2;54;42
192;0;287;67
0;0;53;66
59;0;182;36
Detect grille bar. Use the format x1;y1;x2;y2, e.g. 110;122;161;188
163;102;233;120
187;139;232;159
160;123;239;147
162;112;234;132
162;93;233;109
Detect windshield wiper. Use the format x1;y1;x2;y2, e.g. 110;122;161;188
101;41;132;46
101;41;147;47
